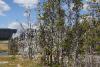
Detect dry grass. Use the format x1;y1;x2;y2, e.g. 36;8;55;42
0;41;43;67
0;56;9;61
0;55;43;67
0;43;8;51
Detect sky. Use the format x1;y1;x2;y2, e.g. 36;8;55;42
0;0;96;29
0;0;38;28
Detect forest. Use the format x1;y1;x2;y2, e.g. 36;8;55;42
8;0;100;67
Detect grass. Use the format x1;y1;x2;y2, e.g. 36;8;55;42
0;43;8;51
0;41;43;67
0;55;43;67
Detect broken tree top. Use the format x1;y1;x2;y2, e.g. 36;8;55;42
0;28;17;40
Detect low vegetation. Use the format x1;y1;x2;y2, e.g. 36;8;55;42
0;55;42;67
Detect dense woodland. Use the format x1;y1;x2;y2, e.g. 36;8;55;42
9;0;100;67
